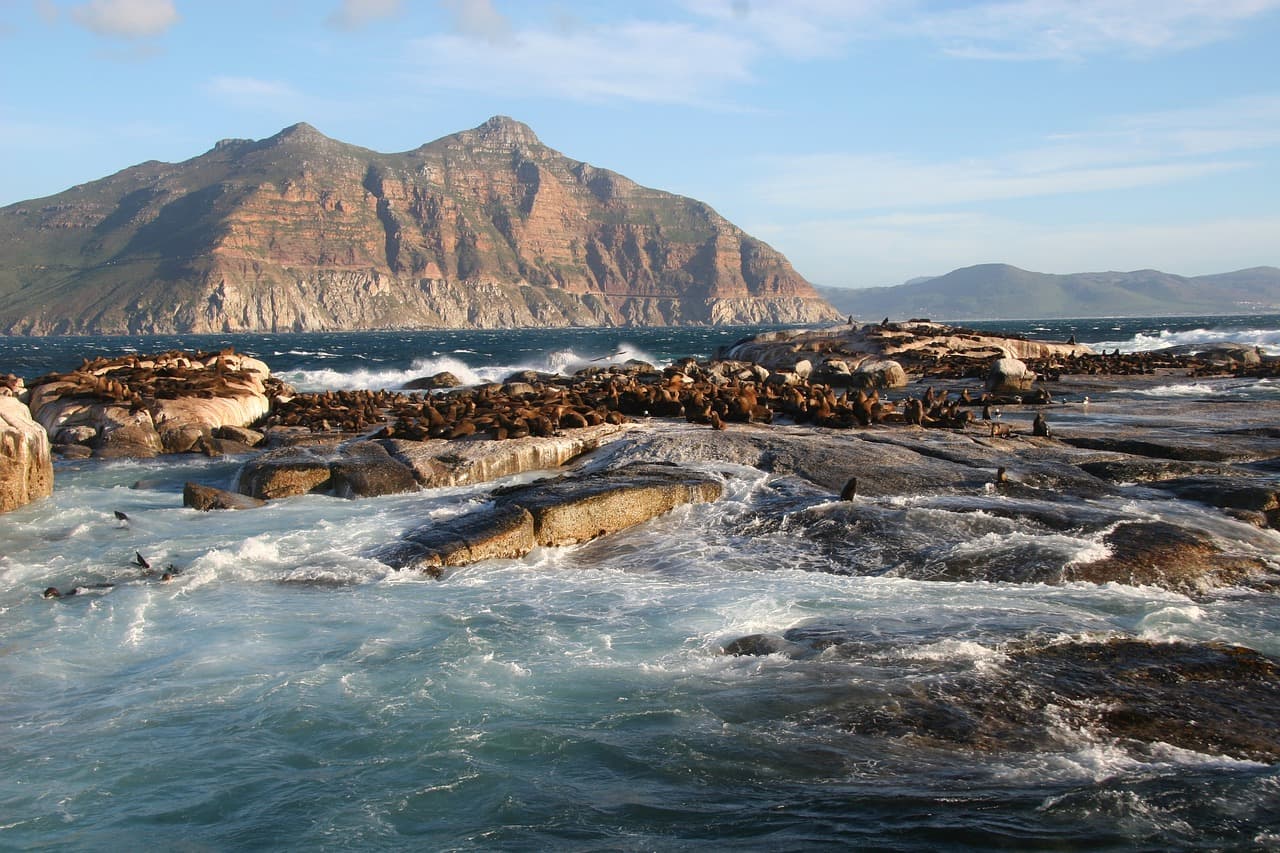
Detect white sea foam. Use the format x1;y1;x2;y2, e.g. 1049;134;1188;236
276;343;666;392
1096;325;1280;355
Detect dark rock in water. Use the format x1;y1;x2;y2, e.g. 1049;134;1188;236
720;633;811;659
380;462;722;571
328;441;419;498
236;447;332;499
1062;435;1252;463
404;371;463;390
1065;520;1269;591
1147;475;1280;524
1077;458;1221;483
183;482;266;511
810;636;1280;762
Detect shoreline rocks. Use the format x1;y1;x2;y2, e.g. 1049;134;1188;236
0;396;54;513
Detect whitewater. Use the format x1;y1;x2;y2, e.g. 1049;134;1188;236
2;316;1279;850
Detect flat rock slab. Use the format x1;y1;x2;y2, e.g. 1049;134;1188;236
379;423;629;488
381;462;723;572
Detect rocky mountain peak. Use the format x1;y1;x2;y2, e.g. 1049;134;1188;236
470;115;542;148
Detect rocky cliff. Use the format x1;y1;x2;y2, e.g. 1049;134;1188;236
0;117;839;334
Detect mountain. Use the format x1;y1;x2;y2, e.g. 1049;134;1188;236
818;264;1280;321
0;117;839;334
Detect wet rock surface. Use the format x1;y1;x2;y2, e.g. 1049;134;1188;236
380;462;723;573
720;629;1280;762
183;482;267;511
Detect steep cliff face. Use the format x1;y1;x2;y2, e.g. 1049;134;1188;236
0;117;839;333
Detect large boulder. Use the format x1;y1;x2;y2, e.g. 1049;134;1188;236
327;442;419;498
236;447;333;499
28;350;273;458
0;397;54;513
985;357;1036;394
853;358;908;389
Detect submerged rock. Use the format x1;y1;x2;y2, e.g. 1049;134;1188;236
810;636;1280;763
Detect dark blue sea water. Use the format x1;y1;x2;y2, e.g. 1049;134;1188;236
2;317;1279;850
5;314;1280;390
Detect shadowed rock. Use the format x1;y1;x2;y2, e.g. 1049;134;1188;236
183;482;266;511
237;447;332;499
384;504;537;574
328;442;419;498
806;636;1280;763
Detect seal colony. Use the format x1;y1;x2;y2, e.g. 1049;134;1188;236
4;319;1280;595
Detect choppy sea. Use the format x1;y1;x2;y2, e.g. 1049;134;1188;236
2;315;1279;850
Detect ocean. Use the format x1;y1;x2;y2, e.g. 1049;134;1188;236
2;315;1279;850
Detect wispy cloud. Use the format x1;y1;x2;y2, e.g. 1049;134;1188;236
69;0;178;39
328;0;402;31
440;0;510;43
912;0;1280;61
409;17;757;107
753;95;1280;212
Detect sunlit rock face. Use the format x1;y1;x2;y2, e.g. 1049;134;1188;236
0;117;840;334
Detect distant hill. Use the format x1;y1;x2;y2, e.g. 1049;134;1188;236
0;117;839;334
818;264;1280;321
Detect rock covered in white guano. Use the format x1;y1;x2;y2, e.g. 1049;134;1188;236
27;350;273;458
0;396;54;512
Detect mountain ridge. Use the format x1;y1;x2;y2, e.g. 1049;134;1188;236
818;263;1280;320
0;116;839;335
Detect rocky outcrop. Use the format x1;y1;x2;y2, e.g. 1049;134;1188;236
0;117;839;333
382;463;723;573
0;396;53;512
722;320;1089;382
380;423;630;488
27;350;273;458
721;630;1280;762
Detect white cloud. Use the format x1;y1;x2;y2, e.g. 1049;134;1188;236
440;0;510;44
409;20;757;106
752;95;1280;212
754;212;1280;287
328;0;402;31
70;0;178;39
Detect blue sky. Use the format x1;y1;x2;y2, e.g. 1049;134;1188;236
2;0;1278;288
